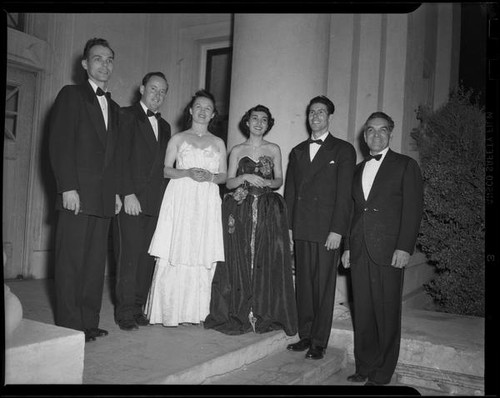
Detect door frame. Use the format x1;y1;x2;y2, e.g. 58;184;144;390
4;61;42;278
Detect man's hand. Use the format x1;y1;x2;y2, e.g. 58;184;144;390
341;250;350;269
289;229;294;253
62;190;80;215
325;232;342;251
391;249;410;268
124;194;141;216
115;194;123;215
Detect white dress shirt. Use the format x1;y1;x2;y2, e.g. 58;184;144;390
362;147;389;200
140;101;159;141
88;79;108;129
309;131;330;161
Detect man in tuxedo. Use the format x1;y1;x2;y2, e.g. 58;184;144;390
49;38;122;342
114;72;171;331
284;95;356;360
342;112;423;385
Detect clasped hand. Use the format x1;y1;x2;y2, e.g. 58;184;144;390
188;167;214;182
243;174;267;188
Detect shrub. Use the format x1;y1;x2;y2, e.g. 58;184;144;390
410;86;485;317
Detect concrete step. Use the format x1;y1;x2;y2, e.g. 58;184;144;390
152;330;297;384
4;318;85;384
329;309;485;395
205;346;346;385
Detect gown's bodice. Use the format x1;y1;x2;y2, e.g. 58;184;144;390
235;156;274;196
177;141;221;173
237;156;274;180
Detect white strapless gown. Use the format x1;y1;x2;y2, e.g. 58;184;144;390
146;141;225;326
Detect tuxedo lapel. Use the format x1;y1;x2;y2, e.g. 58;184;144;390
136;104;159;156
295;142;311;173
353;162;367;204
104;100;120;168
365;149;395;203
82;82;107;146
158;120;169;156
307;134;335;179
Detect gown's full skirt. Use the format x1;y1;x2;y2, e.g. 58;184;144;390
204;156;298;336
145;143;224;326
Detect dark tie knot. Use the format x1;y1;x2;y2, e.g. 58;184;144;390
366;153;382;161
147;109;161;120
96;87;111;100
308;138;323;145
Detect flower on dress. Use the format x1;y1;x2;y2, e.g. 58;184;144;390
257;156;274;177
231;184;249;205
228;214;235;234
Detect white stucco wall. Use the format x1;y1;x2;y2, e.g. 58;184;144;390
6;7;459;278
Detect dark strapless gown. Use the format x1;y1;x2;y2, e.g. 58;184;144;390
204;156;298;336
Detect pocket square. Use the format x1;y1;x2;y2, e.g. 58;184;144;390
329;160;335;164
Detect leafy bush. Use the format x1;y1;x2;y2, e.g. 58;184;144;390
410;87;485;317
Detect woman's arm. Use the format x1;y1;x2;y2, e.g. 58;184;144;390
163;135;200;180
265;144;283;189
225;146;242;189
210;138;227;184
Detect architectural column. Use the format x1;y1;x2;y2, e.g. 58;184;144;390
227;14;331;179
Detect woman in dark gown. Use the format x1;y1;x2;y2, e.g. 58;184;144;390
204;105;298;336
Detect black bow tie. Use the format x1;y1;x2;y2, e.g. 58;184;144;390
147;109;161;120
308;138;324;145
96;87;111;100
366;154;382;161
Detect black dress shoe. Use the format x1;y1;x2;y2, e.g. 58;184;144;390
287;338;311;352
347;373;368;383
305;346;325;360
118;319;139;331
89;327;109;338
134;313;150;326
84;330;96;342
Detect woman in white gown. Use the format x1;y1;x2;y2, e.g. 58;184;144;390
146;89;227;326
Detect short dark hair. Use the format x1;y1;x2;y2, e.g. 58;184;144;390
239;105;275;138
142;72;168;88
307;95;335;115
82;38;114;60
184;89;218;130
364;111;395;132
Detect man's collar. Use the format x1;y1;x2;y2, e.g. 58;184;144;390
139;101;149;115
88;79;107;94
311;131;330;141
369;147;390;161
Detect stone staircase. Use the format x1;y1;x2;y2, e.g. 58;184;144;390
4;278;485;393
204;308;484;394
205;345;345;385
4;319;84;384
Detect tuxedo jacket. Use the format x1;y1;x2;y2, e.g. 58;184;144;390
119;103;171;217
346;149;424;265
49;81;121;218
284;133;356;243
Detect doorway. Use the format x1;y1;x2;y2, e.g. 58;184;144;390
200;43;232;144
3;65;37;279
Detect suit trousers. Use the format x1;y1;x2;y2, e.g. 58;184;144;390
113;211;158;321
294;240;339;348
54;210;111;331
350;241;404;384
